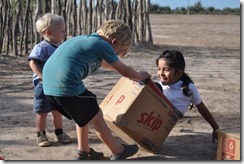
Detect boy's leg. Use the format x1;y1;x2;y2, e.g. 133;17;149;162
76;124;89;152
92;110;139;160
74;123;104;160
92;110;123;154
51;110;63;129
36;112;48;132
46;91;138;159
36;113;50;147
33;83;52;147
51;110;72;144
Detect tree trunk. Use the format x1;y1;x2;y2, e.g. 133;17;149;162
81;0;87;34
57;0;62;15
72;0;77;36
131;0;138;44
109;0;115;19
66;0;71;36
0;0;8;54
145;0;153;44
116;0;122;20
88;0;93;33
138;0;144;43
125;0;132;31
13;1;21;56
77;0;82;35
5;0;11;56
95;0;103;28
104;0;109;21
45;0;51;13
0;0;153;56
24;0;31;56
62;0;67;40
51;0;56;13
30;10;34;51
34;0;42;45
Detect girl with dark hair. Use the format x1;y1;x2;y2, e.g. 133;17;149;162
155;50;219;142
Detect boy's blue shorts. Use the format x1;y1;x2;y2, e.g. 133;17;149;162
33;82;51;113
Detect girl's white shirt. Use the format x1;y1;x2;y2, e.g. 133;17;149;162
159;80;202;114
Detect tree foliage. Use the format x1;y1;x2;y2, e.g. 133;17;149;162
150;1;240;15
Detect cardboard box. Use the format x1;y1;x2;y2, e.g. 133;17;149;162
217;127;240;160
100;77;183;153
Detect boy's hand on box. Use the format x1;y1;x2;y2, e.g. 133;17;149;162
139;71;151;80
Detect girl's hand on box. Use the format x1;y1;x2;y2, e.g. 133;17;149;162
212;129;219;143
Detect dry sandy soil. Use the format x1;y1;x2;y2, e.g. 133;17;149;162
0;14;240;161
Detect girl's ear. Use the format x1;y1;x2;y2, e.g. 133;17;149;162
176;70;184;79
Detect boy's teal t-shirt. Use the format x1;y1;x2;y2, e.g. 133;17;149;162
43;33;119;96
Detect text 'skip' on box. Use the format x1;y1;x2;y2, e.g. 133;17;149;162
100;77;183;153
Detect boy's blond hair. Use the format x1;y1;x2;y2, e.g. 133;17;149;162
97;20;132;49
36;13;64;37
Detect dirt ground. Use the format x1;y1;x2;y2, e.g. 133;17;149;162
0;14;240;162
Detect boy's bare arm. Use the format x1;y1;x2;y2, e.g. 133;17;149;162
101;60;116;71
110;60;151;81
29;60;43;80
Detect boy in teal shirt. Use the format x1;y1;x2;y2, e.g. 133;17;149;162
43;20;151;160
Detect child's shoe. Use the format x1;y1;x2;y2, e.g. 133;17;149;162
36;134;50;147
56;132;73;144
73;148;104;160
110;144;138;160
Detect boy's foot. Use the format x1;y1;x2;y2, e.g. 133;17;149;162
110;144;138;160
37;134;50;147
56;132;73;144
73;148;104;160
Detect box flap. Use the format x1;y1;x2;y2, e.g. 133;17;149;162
146;78;183;118
220;127;240;138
